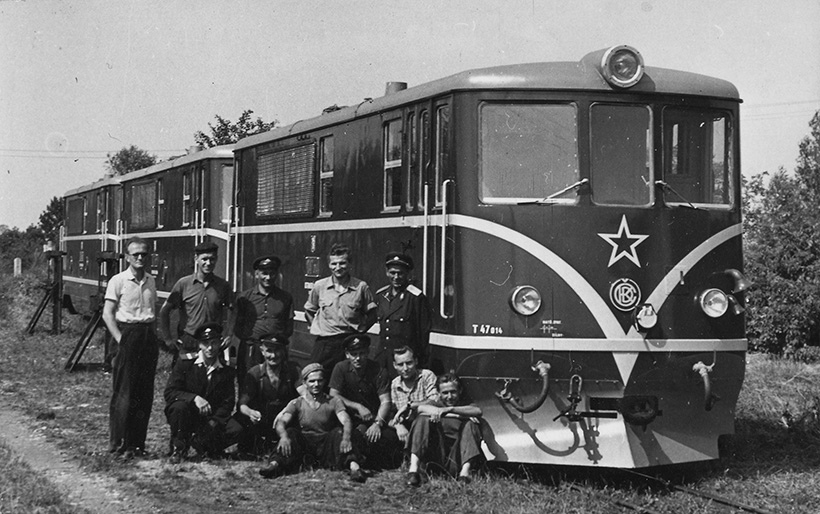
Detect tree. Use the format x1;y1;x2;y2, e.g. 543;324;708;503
194;110;277;148
38;196;64;245
104;145;157;176
744;111;820;355
0;225;46;273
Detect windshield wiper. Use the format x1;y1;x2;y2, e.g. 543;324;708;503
518;178;589;205
655;180;698;209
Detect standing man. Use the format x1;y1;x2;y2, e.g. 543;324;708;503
376;252;432;373
304;243;377;374
102;237;159;458
234;255;294;396
159;241;233;365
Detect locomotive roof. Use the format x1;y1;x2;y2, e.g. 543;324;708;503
63;145;234;196
235;55;740;151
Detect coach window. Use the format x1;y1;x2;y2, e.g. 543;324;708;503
480;103;579;203
157;179;166;228
130;180;156;230
420;111;429;208
590;104;653;206
66;197;85;235
663;108;733;207
182;170;193;227
319;136;334;217
383;118;402;211
434;105;450;206
81;196;89;234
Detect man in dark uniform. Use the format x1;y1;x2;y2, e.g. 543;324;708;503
234;255;294;397
164;322;239;463
159;241;234;365
376;253;432;374
329;334;401;468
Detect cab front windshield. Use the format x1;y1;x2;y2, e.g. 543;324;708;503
479;101;734;208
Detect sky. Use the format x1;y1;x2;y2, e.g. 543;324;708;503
1;0;818;229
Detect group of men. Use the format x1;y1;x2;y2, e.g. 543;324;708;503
102;238;484;485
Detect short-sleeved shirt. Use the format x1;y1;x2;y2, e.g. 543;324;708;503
282;394;346;436
391;369;439;413
165;273;233;335
104;267;157;323
329;359;390;417
234;286;294;340
304;276;377;336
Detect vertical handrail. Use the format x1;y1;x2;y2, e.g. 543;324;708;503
232;205;240;288
422;183;429;296
439;179;453;319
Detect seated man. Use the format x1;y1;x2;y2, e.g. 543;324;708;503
406;372;484;486
164;322;239;463
233;334;302;457
329;334;401;469
259;363;366;483
389;346;439;448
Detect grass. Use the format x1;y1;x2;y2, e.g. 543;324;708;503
2;269;820;512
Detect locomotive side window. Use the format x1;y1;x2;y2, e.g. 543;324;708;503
130;180;157;230
406;113;419;211
590;104;653;206
479;103;579;203
95;192;103;233
319;136;334;217
66;197;85;235
435;105;450;206
383;118;402;211
663;108;733;207
256;144;316;217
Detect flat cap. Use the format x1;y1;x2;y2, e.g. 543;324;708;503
253;255;281;271
194;241;219;254
259;334;289;349
194;322;223;341
384;252;413;270
301;362;325;381
343;334;371;352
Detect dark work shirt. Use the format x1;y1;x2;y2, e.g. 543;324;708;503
234;286;294;340
166;274;233;336
329;359;390;419
239;361;301;423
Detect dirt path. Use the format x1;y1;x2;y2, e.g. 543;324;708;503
0;405;151;513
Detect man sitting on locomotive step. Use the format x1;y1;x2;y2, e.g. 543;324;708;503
389;346;439;449
329;334;401;469
405;372;484;487
164;322;239;463
159;241;234;366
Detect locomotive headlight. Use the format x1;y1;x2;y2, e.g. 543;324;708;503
510;285;542;316
698;288;729;318
601;45;644;88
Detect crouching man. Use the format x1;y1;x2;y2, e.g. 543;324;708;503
164;322;239;462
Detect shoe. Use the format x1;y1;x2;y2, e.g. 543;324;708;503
259;462;282;479
121;449;135;461
349;469;366;483
457;475;472;484
406;471;421;487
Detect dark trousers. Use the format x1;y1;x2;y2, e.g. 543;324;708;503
272;426;362;472
109;323;158;454
409;415;483;476
355;422;403;469
165;400;242;456
310;334;350;375
232;412;278;456
236;339;264;398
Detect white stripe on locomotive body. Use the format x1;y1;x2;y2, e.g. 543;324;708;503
115;228;231;242
62;234;118;242
64;275;171;299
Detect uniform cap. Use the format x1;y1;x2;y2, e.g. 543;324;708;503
384;252;413;270
194;241;219;255
259;334;289;349
194;322;223;341
343;334;371;352
301;362;325;381
253;255;281;271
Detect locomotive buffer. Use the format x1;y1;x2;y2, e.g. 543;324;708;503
65;252;120;372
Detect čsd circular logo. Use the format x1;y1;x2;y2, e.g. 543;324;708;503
609;278;641;312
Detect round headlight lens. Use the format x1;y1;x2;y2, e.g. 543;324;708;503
510;286;542;316
601;45;644;88
698;288;729;318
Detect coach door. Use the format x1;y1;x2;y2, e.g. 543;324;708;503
204;160;235;279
